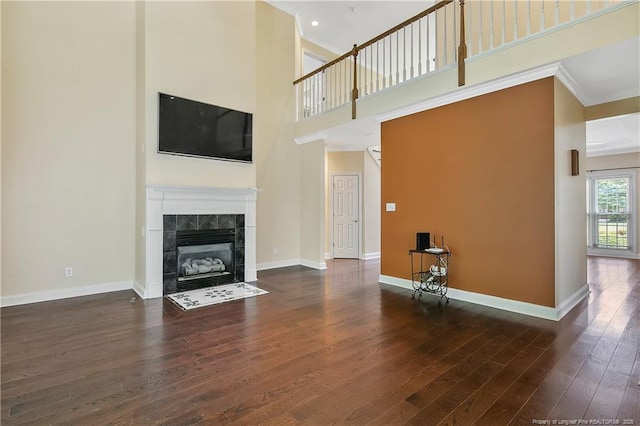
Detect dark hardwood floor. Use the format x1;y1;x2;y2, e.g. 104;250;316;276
1;256;638;425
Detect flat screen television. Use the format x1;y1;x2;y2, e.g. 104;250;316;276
158;93;253;163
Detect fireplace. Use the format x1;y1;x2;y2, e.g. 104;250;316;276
140;185;257;300
163;214;245;295
176;229;235;291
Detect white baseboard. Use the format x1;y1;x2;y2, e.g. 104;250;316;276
257;258;327;271
378;275;589;321
325;252;331;260
361;252;380;260
1;280;134;308
133;280;147;299
556;284;590;320
257;259;302;271
300;259;327;270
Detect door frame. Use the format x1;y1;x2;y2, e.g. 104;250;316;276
329;172;363;260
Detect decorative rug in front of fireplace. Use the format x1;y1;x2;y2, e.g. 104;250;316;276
166;282;268;310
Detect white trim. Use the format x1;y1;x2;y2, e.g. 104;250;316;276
555;284;591;320
257;259;301;271
378;275;589;321
145;185;258;299
294;133;328;145
325;252;332;259
300;259;328;270
256;259;327;271
375;62;562;123
1;281;133;308
586;170;637;256
133;280;147;299
361;252;381;260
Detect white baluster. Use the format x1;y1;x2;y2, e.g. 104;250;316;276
426;16;431;72
418;19;422;75
468;1;473;56
376;42;380;92
586;0;591;14
513;0;518;41
369;45;374;94
570;0;575;20
502;0;506;45
403;27;407;82
396;32;400;83
490;0;494;50
443;6;448;65
540;0;545;31
411;22;414;78
453;0;457;62
479;1;484;53
527;0;531;36
554;0;560;26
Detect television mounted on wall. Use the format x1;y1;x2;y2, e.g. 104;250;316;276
158;93;253;163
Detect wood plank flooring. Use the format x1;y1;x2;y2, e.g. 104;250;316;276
1;256;638;425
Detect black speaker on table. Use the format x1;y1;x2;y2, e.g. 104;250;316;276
416;232;431;250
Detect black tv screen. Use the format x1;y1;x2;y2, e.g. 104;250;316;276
158;93;253;163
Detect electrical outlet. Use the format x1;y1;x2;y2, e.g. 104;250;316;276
65;267;73;278
273;248;278;255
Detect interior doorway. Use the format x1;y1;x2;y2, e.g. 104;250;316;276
331;173;361;259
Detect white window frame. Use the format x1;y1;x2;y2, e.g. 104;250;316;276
587;170;636;257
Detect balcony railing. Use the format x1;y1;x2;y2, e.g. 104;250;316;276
294;0;626;122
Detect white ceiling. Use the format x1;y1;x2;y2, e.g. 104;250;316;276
587;113;640;157
267;1;640;157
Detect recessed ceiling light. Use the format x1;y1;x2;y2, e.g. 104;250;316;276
311;20;319;27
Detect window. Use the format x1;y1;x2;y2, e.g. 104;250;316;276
587;171;636;253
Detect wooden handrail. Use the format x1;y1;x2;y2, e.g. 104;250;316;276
293;0;453;86
358;0;453;51
293;0;461;120
293;50;353;85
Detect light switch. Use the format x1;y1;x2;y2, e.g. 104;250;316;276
386;203;396;212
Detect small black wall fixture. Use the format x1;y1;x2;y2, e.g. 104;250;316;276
571;149;579;176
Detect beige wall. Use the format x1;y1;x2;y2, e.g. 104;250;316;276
301;141;326;266
135;1;147;288
142;1;256;188
364;151;381;258
586;153;640;257
554;78;587;304
325;151;364;256
585;97;640;121
1;2;136;297
255;1;301;267
0;1;3;292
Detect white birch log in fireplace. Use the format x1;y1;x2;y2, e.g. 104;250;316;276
182;258;225;276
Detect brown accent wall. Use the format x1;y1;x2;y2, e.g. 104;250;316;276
381;77;556;307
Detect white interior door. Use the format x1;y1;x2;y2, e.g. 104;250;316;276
333;174;360;259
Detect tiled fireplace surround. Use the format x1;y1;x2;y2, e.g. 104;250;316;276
136;185;258;299
162;214;245;294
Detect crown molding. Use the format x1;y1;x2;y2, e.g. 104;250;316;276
376;62;565;123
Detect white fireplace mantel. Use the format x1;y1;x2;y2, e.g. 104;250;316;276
136;185;259;299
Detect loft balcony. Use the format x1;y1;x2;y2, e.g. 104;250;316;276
292;0;639;148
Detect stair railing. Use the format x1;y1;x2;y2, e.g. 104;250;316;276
294;0;455;121
294;0;627;122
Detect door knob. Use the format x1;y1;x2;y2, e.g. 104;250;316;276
353;219;358;222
